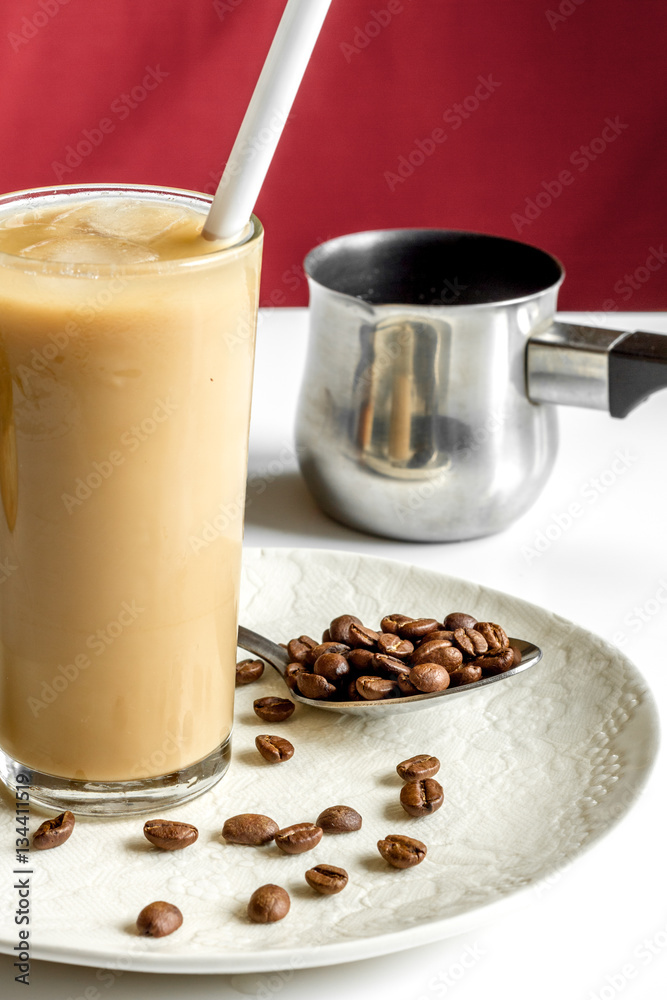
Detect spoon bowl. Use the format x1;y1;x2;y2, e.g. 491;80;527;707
238;626;543;715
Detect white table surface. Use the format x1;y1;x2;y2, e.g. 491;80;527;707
3;308;666;999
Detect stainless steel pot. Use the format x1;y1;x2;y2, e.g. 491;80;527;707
295;229;667;542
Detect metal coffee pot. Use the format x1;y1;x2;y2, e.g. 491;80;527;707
295;229;667;542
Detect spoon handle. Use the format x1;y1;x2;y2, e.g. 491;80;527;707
238;625;289;678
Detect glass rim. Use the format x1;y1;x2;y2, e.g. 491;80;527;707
0;183;263;276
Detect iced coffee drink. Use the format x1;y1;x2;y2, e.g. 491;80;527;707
0;185;263;813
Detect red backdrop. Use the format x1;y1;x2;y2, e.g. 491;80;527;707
1;0;665;310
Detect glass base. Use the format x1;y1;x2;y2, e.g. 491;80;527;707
0;737;231;816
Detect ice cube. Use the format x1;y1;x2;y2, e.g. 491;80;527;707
54;199;193;244
18;235;159;264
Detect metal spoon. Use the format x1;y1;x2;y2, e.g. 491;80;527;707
238;625;543;715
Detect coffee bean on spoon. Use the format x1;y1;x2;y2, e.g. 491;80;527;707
380;614;414;635
371;653;411;680
448;663;483;687
274;823;323;854
136;901;183;937
347;648;374;671
376;633;414;658
329;614;363;644
476;648;515;675
443;612;477;631
236;658;264;686
348;623;380;649
452;628;488;658
510;644;523;666
409;662;451;693
356;676;396;700
316;805;362;834
255;734;295;763
413;630;454;647
285;662;307;691
286;636;317;663
377;834;427;868
400;778;444;817
397;674;420;696
305;865;348;895
222;814;279;846
410;640;462;669
32;811;75;850
143;819;199;850
475;622;510;652
398;618;440;640
253;696;295;722
247;884;290;923
297;672;337;699
313;652;350;683
307;641;351;665
396;754;440;781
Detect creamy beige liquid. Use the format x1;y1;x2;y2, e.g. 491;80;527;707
0;195;262;780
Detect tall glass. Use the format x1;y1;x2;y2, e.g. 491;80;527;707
0;185;263;814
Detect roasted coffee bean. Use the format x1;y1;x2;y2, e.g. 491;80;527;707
307;641;350;665
397;674;420;696
347;648;375;671
474;622;509;652
444;612;477;631
356;675;396;700
247;884;290;923
222;813;279;846
274;822;323;854
285;661;307;691
380;613;414;634
376;633;414;658
409;662;451;693
477;648;515;675
448;663;483;687
377;834;427;868
143;819;198;850
396;754;440;781
136;900;183;937
346;678;362;700
255;734;295;763
414;630;454;646
286;637;316;664
510;644;523;667
297;671;337;699
398;618;440;640
453;627;488;658
329;614;363;644
253;696;295;722
410;640;462;669
372;653;411;680
305;864;349;895
321;628;332;643
32;810;75;850
316;804;362;834
236;658;264;686
348;623;380;648
313;652;350;683
400;778;444;817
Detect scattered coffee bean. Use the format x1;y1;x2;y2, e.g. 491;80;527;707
247;884;290;923
377;834;427;868
409;662;451;693
376;633;414;658
475;622;509;652
32;811;75;850
313;652;350;683
297;672;337;699
356;675;396;700
253;696;295;722
136;901;183;937
477;648;515;675
400;778;444;817
410;640;462;669
444;612;477;631
396;754;440;781
236;658;265;686
398;618;440;640
329;614;363;644
275;823;323;854
305;864;349;895
255;734;295;763
453;627;488;658
448;663;483;687
143;819;198;851
316;805;362;834
380;613;414;634
222;814;279;846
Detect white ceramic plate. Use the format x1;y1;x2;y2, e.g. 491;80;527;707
0;547;659;974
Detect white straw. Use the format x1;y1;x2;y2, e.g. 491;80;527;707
203;0;334;242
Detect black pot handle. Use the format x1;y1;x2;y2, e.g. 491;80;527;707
609;330;667;418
